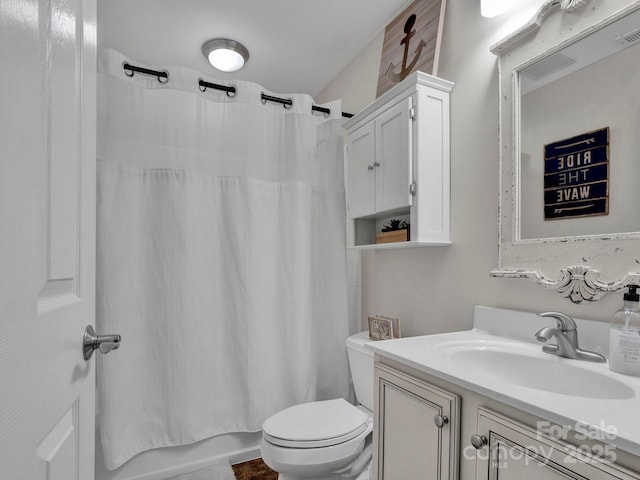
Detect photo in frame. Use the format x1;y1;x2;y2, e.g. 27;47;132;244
368;315;401;340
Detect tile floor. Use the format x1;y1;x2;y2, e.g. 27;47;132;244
232;458;278;480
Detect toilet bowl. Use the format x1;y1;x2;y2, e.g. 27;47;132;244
260;332;374;480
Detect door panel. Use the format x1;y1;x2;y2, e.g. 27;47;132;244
347;122;376;218
41;0;82;303
374;365;459;480
37;406;80;480
489;435;579;480
475;409;639;480
48;0;81;286
379;382;440;479
375;98;412;213
0;0;97;477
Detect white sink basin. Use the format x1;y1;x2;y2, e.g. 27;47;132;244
437;341;634;400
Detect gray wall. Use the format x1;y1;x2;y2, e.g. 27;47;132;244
317;0;623;336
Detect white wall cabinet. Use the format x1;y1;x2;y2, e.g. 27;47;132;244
373;363;459;480
344;71;454;248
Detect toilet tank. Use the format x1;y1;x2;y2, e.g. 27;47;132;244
346;332;374;412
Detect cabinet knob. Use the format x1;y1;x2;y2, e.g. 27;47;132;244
433;414;449;428
470;434;488;449
373;162;380;167
367;165;374;171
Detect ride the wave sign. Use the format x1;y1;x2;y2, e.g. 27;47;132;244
543;127;609;220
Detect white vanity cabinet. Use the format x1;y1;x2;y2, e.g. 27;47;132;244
344;71;453;248
373;358;640;480
373;363;459;480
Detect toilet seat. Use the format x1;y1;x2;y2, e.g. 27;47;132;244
263;398;368;449
264;422;369;449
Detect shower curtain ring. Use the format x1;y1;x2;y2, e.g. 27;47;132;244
122;62;170;84
198;79;237;97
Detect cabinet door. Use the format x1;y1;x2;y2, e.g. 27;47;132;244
375;97;413;214
474;408;639;480
347;121;376;218
374;365;459;480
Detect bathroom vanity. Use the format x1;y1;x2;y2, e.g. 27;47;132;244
367;306;640;479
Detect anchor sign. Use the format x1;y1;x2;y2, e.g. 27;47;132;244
385;14;426;83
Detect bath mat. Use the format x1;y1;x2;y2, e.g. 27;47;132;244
232;458;278;480
165;461;236;480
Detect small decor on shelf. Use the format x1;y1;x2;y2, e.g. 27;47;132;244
376;219;410;244
381;219;408;232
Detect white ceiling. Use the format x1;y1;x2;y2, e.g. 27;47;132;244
98;0;412;97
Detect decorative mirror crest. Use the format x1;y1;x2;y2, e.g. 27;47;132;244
501;266;640;304
491;0;593;53
560;0;591;12
490;0;640;303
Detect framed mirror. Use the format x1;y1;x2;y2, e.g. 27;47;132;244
490;0;640;303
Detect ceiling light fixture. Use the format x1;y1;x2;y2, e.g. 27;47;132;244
202;38;249;73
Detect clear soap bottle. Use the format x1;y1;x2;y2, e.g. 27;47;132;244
609;285;640;376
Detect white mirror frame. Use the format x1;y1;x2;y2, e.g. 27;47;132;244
490;0;640;303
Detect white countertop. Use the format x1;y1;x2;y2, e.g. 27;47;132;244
366;306;640;456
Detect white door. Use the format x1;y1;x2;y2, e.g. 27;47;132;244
0;0;98;478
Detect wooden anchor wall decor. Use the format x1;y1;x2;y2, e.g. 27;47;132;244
376;0;446;98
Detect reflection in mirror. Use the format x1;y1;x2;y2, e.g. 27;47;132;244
491;1;640;303
519;9;640;240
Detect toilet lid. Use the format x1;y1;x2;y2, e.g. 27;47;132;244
263;398;369;448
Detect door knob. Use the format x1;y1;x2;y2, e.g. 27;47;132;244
83;325;121;361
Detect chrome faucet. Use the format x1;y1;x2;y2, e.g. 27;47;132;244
535;312;606;363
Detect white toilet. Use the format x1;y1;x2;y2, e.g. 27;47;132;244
260;332;374;480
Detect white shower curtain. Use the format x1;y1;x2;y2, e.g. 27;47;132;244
96;49;350;470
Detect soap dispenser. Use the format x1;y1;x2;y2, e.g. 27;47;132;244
609;285;640;376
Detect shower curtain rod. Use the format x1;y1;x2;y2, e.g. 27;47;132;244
123;62;354;118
